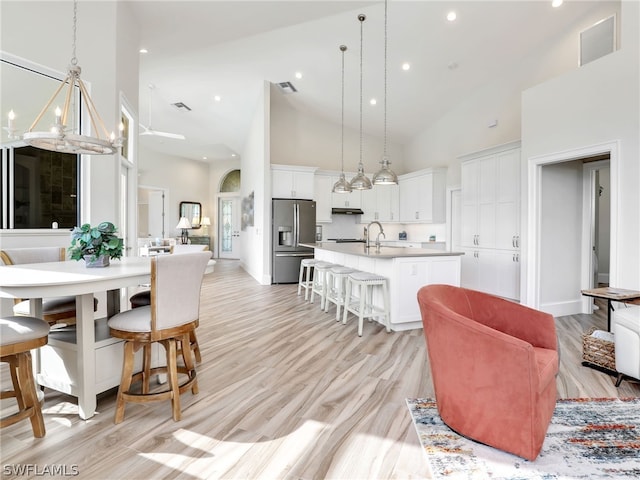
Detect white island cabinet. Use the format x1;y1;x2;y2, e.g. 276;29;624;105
302;242;463;331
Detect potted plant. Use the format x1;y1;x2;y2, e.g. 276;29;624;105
68;221;124;267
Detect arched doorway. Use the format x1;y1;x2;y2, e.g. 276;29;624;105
218;169;241;259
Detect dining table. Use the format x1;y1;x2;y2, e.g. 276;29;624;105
0;256;151;420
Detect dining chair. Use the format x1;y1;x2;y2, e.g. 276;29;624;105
1;316;50;437
0;247;98;326
107;251;210;423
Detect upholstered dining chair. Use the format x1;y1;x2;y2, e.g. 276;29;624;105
108;251;210;423
0;247;98;326
1;316;50;437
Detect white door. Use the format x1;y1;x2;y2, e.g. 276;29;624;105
148;191;165;239
219;196;241;259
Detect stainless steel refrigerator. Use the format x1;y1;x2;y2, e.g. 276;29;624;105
272;199;316;284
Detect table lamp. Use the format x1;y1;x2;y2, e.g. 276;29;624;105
176;217;192;244
201;216;211;235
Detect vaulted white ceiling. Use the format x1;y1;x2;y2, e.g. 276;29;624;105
130;1;613;162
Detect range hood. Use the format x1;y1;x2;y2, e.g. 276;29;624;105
331;207;364;215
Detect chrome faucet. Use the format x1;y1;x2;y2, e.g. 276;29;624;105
366;221;385;250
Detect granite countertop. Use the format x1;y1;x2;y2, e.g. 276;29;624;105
299;242;464;259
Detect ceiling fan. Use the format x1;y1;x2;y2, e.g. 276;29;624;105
140;84;186;140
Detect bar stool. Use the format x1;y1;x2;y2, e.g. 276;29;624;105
343;272;391;337
309;262;335;310
324;265;358;321
297;258;319;301
1;316;50;438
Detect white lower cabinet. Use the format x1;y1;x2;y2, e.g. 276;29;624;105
461;249;520;301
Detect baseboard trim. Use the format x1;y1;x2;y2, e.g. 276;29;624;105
540;299;584;317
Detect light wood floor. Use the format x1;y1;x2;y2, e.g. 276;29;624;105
1;260;638;479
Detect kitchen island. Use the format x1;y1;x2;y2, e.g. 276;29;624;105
300;242;464;331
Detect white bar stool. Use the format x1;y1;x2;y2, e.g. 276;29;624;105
324;265;358;321
297;258;319;301
343;271;391;336
309;262;335;310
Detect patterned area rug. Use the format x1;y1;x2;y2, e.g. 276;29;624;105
406;397;640;479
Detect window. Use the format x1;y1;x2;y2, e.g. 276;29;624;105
1;145;79;229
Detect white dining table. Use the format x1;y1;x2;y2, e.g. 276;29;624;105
0;256;151;419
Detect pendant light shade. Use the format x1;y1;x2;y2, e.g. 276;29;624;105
350;14;372;191
372;0;398;185
332;45;352;194
20;0;120;155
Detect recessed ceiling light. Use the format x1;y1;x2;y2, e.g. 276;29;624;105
402;62;411;71
448;61;459;70
139;48;148;54
447;11;457;22
231;153;237;157
370;98;377;106
203;156;207;160
295;71;303;79
552;0;563;7
214;95;221;102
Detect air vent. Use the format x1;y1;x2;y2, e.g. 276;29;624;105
277;81;298;94
171;102;192;111
580;15;615;66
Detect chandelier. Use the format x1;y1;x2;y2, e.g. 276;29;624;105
332;45;352;194
19;0;120;155
372;0;398;185
349;14;373;191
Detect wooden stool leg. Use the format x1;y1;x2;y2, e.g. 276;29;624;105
182;333;198;395
115;341;136;424
166;339;181;422
18;352;45;438
142;344;152;394
190;330;201;364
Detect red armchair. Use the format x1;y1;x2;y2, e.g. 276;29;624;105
417;284;558;461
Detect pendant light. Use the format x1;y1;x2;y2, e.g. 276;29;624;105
372;0;398;185
332;45;353;194
349;13;373;191
21;0;121;155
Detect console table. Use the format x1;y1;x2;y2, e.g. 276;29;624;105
581;287;640;331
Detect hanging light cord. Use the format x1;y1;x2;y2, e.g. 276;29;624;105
383;0;388;159
71;0;78;66
341;46;345;174
359;14;364;168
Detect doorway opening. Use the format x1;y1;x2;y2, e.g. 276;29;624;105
528;142;618;316
138;186;168;242
217;169;241;259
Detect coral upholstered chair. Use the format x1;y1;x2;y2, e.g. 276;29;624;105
417;284;559;461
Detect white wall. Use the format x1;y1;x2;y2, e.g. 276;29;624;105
522;1;639;303
270;85;405;174
137;149;209;239
403;2;621;187
241;81;270;284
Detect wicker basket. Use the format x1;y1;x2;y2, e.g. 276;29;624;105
582;327;616;371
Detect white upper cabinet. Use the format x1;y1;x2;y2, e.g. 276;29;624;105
460;143;520;250
398;168;446;223
314;174;333;223
361;184;399;223
271;164;316;199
